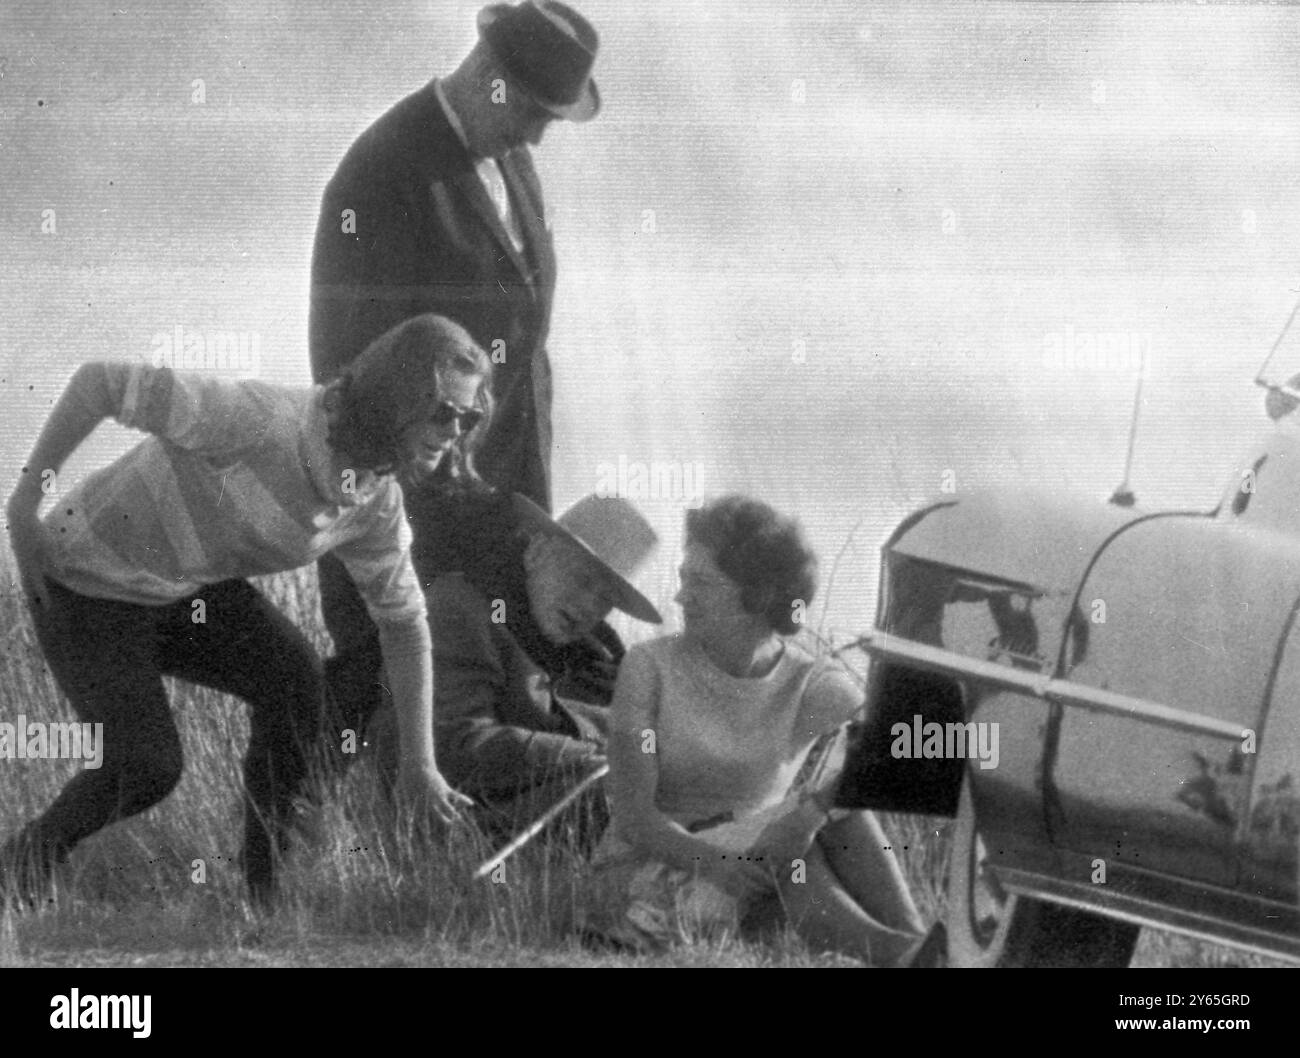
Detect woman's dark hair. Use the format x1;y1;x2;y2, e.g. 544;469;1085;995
326;313;494;477
684;494;818;635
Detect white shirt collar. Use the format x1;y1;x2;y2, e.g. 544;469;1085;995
433;79;474;156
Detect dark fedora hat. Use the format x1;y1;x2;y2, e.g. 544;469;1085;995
478;1;600;123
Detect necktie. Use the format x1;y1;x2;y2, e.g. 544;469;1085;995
476;157;525;254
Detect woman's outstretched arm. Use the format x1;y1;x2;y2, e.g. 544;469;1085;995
333;485;475;827
384;639;475;825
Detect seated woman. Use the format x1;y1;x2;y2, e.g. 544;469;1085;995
1;313;481;906
595;494;929;965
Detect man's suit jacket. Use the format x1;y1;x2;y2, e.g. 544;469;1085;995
309;78;557;510
430;572;607;800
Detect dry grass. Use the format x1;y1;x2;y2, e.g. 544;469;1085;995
0;559;1282;967
0;562;882;967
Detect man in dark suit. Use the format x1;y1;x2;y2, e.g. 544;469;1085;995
311;0;600;508
308;2;602;748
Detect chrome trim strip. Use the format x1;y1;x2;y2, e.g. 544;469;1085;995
995;866;1300;963
856;631;1247;741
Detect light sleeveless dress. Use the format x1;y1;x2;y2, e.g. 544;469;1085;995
587;634;861;947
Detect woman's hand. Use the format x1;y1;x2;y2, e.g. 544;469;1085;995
5;489;51;610
751;807;825;865
396;762;475;827
749;789;833;865
704;853;772;900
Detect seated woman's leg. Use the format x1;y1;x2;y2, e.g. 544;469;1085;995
817;810;926;936
776;839;921;966
2;579;184;900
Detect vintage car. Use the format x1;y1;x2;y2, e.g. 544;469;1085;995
834;316;1300;968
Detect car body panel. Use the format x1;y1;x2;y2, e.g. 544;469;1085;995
886;490;1144;672
840;493;1146;820
1056;513;1300;889
1217;427;1300;906
836;472;1300;960
1218;427;1300;533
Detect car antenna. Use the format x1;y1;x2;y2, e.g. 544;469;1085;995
1109;342;1145;508
1254;296;1300;398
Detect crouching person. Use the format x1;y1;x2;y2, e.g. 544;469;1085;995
365;490;662;846
1;313;481;907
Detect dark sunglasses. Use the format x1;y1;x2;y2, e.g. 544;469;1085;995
429;400;484;433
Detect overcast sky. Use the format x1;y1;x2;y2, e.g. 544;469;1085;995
2;0;1298;636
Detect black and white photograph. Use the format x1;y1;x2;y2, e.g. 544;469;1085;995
0;0;1296;1021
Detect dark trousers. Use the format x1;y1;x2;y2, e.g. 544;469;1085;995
9;576;326;901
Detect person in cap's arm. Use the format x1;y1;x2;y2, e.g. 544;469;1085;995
1;314;482;906
309;2;601;721
367;490;661;841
